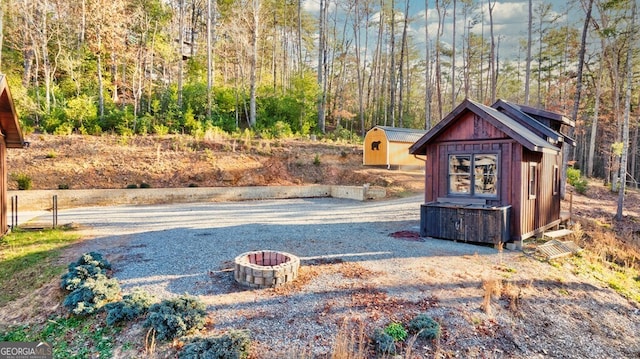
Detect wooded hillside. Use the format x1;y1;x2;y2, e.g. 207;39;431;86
0;0;638;184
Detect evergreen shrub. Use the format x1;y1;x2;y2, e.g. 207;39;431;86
178;331;251;359
144;295;207;340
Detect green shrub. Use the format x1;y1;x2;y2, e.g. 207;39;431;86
313;154;321;166
67;252;112;271
407;313;441;340
58;184;70;190
139;182;151;189
61;264;106;291
567;168;588;194
372;328;396;355
384;322;408;341
105;290;155;326
144;295;207;341
126;184;138;189
12;173;32;190
63;274;121;315
179;331;251;359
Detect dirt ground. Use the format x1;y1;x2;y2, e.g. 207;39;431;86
6;134;424;196
3;134;640;358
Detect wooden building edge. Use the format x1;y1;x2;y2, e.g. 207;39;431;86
410;98;573;246
0;74;27;235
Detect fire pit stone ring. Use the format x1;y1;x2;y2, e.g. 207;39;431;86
234;250;300;288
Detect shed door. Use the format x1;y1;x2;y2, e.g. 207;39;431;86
364;128;387;165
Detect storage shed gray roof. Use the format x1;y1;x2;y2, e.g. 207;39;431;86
374;126;426;143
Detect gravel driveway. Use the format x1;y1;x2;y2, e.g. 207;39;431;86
60;195;495;297
29;195;640;358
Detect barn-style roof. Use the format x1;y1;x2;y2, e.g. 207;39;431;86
0;75;25;148
373;126;426;143
410;99;566;156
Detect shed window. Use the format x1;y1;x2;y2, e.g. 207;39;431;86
449;154;497;197
529;162;538;199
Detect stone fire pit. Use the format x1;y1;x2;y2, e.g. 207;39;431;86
234;250;300;288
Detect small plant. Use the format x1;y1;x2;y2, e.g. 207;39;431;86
12;173;32;190
58;183;70;190
61;263;106;291
45;151;57;159
63;274;121;315
179;331;251;359
482;278;502;315
144;295;207;340
407;313;441;340
383;322;408;342
68;251;112;271
313;154;321;166
126;184;138;189
105;289;155;326
372;328;396;355
567;167;588;194
140;182;152;188
61;252;119;315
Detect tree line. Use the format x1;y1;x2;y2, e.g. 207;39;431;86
0;0;638;187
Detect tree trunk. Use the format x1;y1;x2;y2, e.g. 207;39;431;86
524;0;532;105
616;0;636;220
424;0;432;130
388;0;396;127
488;0;496;103
206;0;214;119
249;0;259;128
451;0;456;109
587;65;602;178
177;0;184;108
398;0;409;127
563;0;592;199
317;0;326;133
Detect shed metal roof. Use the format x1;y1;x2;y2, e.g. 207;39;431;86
0;75;25;148
373;126;426;143
410;99;562;155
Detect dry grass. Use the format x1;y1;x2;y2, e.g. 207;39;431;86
330;319;368;359
481;278;502;316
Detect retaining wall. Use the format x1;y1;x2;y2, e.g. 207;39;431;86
8;185;386;211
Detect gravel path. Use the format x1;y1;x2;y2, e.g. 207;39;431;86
43;195;639;358
60;195;495;298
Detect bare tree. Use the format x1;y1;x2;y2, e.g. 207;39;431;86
249;0;260;127
524;0;532;105
317;0;327;133
398;0;410;127
563;0;593;199
488;0;496;103
616;0;637;220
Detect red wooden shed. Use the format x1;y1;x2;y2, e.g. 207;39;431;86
409;99;574;247
0;75;27;234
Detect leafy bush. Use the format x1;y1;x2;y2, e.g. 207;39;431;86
12;173;32;190
384;322;408;341
63;274;121;315
372;328;396;355
140;182;152;188
126;184;138;189
567;168;588;194
179;331;251;359
144;295;207;340
407;313;441;340
105;290;155;326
